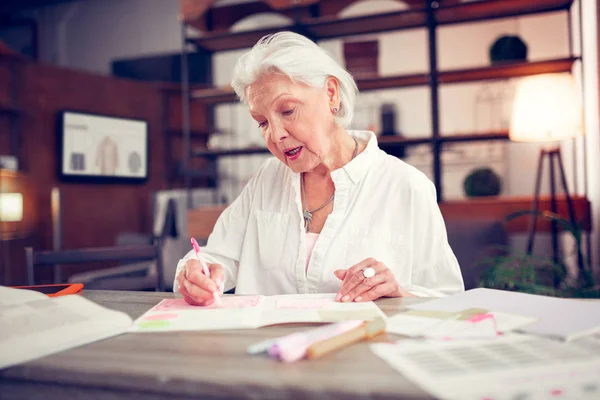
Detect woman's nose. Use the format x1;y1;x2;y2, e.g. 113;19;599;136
270;122;288;143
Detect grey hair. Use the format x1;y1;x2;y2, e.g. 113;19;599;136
231;31;358;128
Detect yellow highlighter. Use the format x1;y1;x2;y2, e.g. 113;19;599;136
306;317;386;360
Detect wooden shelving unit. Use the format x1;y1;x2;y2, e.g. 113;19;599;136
435;0;572;25
192;146;270;158
191;58;577;105
187;0;572;52
439;58;578;85
192;131;509;159
179;0;578;202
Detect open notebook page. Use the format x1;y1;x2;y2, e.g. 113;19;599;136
132;293;385;332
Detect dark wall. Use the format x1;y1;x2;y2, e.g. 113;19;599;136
0;57;208;285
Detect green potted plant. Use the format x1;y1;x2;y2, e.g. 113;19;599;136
463;167;502;197
478;210;599;298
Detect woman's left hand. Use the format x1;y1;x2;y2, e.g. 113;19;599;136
334;258;413;302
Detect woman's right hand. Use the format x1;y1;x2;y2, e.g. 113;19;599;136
177;259;224;306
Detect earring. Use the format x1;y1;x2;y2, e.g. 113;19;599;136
332;107;339;114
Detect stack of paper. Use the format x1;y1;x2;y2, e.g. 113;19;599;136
132;293;385;332
0;286;132;370
372;334;600;400
408;288;600;341
386;309;538;340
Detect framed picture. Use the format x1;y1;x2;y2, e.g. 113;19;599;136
57;110;148;183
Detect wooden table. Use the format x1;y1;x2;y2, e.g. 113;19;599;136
0;291;434;400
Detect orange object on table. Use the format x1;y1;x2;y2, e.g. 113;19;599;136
11;283;84;297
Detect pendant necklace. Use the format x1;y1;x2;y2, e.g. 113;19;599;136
301;137;358;232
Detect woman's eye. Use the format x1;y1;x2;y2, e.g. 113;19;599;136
282;109;295;116
258;121;267;128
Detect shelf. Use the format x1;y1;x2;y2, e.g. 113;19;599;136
191;87;236;104
192;146;271;158
379;131;509;148
439;58;577;85
378;135;431;148
440;131;509;143
188;8;427;52
355;73;429;91
359;58;577;92
190;58;576;104
187;0;573;53
167;128;232;138
191;131;509;158
188;26;301;53
436;0;573;26
303;8;427;39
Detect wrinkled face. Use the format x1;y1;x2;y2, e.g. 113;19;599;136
247;73;339;173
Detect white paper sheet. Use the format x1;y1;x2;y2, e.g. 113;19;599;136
0;286;47;306
386;311;537;339
0;286;133;370
131;293;386;332
387;315;498;339
372;334;600;400
409;288;600;341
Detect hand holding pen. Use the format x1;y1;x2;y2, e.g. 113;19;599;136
176;238;224;306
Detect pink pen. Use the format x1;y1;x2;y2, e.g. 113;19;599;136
190;238;222;306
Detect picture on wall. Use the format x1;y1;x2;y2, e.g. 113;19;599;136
58;110;148;182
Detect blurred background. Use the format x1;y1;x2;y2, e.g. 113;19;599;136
0;0;599;297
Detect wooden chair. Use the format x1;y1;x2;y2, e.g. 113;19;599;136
24;241;165;291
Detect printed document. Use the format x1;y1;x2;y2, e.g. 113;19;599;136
0;286;132;370
372;334;600;400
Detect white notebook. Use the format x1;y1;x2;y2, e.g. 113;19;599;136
131;293;386;332
408;288;600;342
0;286;132;370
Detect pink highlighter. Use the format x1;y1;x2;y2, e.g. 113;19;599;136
267;320;364;362
190;238;223;306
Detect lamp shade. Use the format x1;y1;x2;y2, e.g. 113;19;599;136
509;73;582;142
0;193;23;222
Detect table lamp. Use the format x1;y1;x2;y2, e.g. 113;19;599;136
0;193;23;222
0;191;23;285
509;72;583;269
0;168;30;285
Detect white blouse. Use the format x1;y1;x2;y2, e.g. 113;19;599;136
174;131;464;297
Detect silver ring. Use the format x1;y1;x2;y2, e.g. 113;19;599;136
363;267;376;278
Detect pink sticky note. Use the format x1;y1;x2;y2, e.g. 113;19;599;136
467;313;494;323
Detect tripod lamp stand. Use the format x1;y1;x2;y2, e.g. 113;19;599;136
510;73;584;271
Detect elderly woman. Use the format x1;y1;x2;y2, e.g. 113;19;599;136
174;32;464;306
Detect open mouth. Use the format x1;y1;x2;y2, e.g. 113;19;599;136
284;146;302;160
